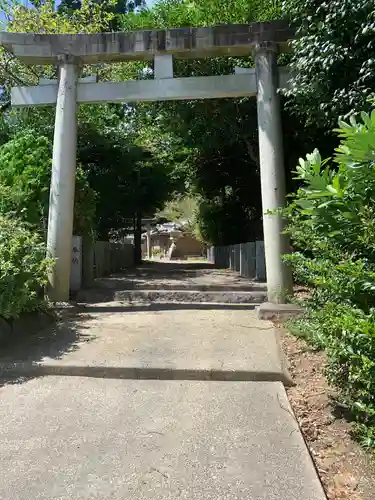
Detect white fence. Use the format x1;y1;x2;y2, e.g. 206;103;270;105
93;241;134;278
70;236;134;292
207;241;266;281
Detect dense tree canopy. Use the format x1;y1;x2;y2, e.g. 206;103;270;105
119;0;320;245
58;0;145;29
58;0;144;15
283;0;375;128
0;0;178;241
77;119;177;239
2;0;373;246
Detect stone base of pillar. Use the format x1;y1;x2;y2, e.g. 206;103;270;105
256;302;303;321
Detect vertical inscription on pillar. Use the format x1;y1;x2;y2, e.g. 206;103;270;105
70;235;82;293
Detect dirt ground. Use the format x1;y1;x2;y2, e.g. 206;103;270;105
280;326;375;500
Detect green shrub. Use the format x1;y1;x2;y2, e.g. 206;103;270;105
284;110;375;449
0;131;96;322
0;133;51;227
0;131;96;235
0;216;53;320
288;304;375;449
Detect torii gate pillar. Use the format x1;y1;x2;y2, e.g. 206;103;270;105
254;43;292;302
47;57;78;302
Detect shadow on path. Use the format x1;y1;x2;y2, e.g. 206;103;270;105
0;262;264;390
0;364;291;385
0;311;95;389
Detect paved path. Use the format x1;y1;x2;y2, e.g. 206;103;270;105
87;260;263;290
0;262;326;499
76;261;267;304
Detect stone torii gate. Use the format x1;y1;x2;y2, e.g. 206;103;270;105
0;21;294;303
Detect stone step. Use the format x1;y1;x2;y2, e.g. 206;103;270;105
77;286;267;304
94;281;266;292
118;290;266;304
115;289;267;304
77;288;267;304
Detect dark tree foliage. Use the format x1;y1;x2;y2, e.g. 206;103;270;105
120;0;331;245
77;122;176;240
57;0;82;13
283;0;375;128
0;102;176;241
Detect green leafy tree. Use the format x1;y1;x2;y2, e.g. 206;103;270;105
121;0;318;245
0;0;177;241
58;0;145;29
0;132;96;235
77;119;177;240
122;0;281;29
284;111;375;261
0;0;119;95
283;0;375;128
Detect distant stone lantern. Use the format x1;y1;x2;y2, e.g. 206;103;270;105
168;230;183;260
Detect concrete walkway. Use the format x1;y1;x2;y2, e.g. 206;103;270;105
0;262;326;500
